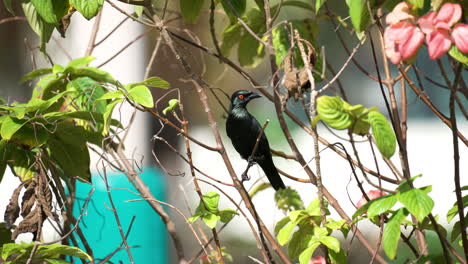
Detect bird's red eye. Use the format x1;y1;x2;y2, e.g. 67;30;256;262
238;94;244;100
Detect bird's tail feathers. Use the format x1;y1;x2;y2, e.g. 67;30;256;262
258;158;286;191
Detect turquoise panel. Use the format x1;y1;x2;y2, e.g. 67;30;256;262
71;167;168;264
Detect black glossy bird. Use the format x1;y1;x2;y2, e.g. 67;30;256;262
226;90;286;190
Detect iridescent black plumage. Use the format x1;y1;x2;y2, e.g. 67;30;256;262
226;90;286;190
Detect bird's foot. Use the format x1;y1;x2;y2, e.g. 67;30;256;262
241;172;250;181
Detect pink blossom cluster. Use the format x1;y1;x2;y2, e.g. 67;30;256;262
384;2;468;64
309;256;326;264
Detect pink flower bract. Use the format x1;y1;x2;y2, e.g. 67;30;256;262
309;256;326;264
426;29;452;59
386;2;415;25
452;24;468;53
356;190;387;209
384;21;424;64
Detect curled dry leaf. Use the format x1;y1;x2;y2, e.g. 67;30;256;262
283;42;317;102
21;181;37;218
4;182;25;229
36;174;57;221
12;206;43;240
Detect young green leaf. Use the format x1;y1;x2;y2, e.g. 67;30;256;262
288;227;313;259
383;208;407;259
219;208;239;223
22;2;55;51
1;243;33;260
398;189;434;222
97;90;125;101
37;244;92;260
67;56;96;68
274;216;291;236
128;85;154;108
162;99;179;115
298;242;320;264
71;0;104;20
448;45;468;65
249;182;271;197
20;68;53;83
408;0;424;9
103;99;123;135
180;0;204;24
277;221;296;245
367;194;397;217
129;77;170;89
348;0;371;34
202;192;220;214
275;187;305;212
316;96;354;130
31;0;69;24
368;111;396;158
202;213;220;229
319;236;340;253
69;67;115;84
447;195;468;222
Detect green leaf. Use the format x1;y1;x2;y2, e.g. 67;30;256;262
329;248;347;264
319;236;340;253
97;90;125;101
348;0;371;34
0;140;8;183
221;23;242;56
367;194;397;217
408;0;424;9
134;5;144;17
221;0;246;23
396;174;423;192
298;242;320;264
288;227;313;259
317;96;354;130
0;117;28;140
277;221;296;245
274;216;291;236
383;208;407;259
325;219;347;231
202;213;220;229
447;195;468;222
249;182;271;197
67;56;96;68
48;122;91;181
238;31;264;67
8;146;36;181
22;2;55;51
129;77;170;89
448;45;468;65
44;258;72;264
3;0;14;15
202;192;220;214
20;68;53;83
103;99;123;135
316;0;327;13
31;0;69;24
1;243;33;260
128;85;154;108
11;123;49;147
71;0;104;20
180;0;204;24
37;244;92;260
368;111;396;158
306;198;329;216
69;67;115;84
451;220;462;242
275;187;305;212
162;99;179;115
219;208;239;223
282;1;315;11
272;26;289;67
0;223;13;244
398;189;434;222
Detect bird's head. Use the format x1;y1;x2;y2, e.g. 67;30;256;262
229;90;261;109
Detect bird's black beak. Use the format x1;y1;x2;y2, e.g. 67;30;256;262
247;92;261;100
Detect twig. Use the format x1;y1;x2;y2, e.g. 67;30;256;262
85;10;103;56
241;120;270;180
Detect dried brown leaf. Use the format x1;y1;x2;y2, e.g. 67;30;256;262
21;181;37;218
4;182;25;229
12;207;42;240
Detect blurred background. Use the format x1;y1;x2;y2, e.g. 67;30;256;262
0;0;466;263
